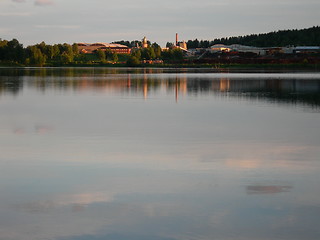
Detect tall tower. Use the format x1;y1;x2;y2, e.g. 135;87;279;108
176;33;178;46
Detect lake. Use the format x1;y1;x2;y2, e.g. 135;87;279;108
0;67;320;240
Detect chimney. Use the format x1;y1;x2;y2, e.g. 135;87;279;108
176;33;178;46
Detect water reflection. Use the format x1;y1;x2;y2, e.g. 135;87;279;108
0;68;320;108
0;75;23;95
0;68;320;240
12;192;113;213
246;185;293;194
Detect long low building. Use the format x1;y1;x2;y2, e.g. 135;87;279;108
294;46;320;54
210;44;266;55
77;43;131;54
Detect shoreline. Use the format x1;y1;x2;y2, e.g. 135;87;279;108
1;62;319;71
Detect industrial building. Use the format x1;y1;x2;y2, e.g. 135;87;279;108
175;33;187;51
210;44;266;55
77;43;131;54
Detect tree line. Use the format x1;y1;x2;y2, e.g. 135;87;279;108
0;39;136;66
0;39;81;66
186;26;320;48
113;40;184;65
0;38;184;66
127;43;183;66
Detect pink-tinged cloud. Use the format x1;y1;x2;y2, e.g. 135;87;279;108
34;0;54;6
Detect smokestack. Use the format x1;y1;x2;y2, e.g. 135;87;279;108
176;33;178;46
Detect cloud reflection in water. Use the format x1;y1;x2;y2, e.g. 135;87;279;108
0;68;320;240
246;185;293;194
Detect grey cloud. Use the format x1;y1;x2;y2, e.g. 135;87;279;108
34;0;54;6
11;0;54;6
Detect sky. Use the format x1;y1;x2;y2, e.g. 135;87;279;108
0;0;320;47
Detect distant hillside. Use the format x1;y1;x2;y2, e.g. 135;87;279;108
187;26;320;48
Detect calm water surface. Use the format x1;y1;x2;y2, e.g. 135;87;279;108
0;68;320;240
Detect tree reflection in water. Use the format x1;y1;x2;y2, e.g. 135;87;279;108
0;68;319;108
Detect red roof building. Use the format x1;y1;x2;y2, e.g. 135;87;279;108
77;43;131;54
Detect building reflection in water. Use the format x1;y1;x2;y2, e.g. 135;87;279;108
0;69;319;107
217;78;230;92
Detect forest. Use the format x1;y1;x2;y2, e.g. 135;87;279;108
186;26;320;48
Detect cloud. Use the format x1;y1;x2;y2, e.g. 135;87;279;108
0;28;11;34
35;24;80;29
0;12;32;16
11;0;54;6
34;0;54;6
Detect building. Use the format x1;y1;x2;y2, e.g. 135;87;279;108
230;44;266;55
77;43;131;54
294;46;320;54
210;44;266;55
142;37;148;48
177;41;187;50
175;33;187;51
210;44;232;52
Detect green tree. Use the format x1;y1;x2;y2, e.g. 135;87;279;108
131;49;142;60
130;40;141;48
5;39;24;62
27;46;46;66
0;39;9;61
161;48;183;62
78;52;88;63
149;47;156;59
0;39;8;48
152;43;162;58
166;42;174;48
72;43;79;55
60;43;74;63
60;52;73;64
141;47;156;60
105;49;113;61
111;52;118;62
96;49;106;62
52;45;60;59
112;40;131;47
45;45;54;60
37;41;46;53
141;48;149;59
64;44;73;54
172;48;183;60
126;56;140;66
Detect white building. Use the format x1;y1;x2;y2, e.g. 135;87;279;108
210;44;266;55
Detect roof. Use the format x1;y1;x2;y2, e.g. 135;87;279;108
77;42;129;48
295;46;320;50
